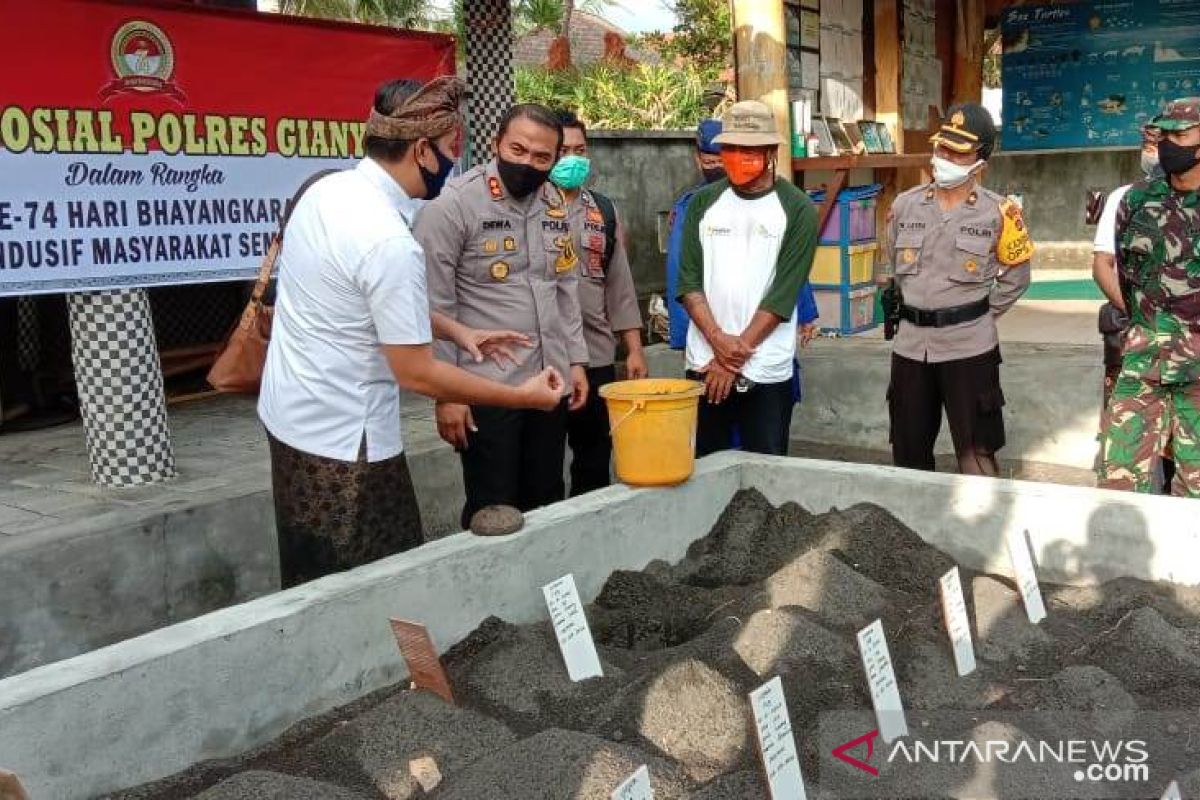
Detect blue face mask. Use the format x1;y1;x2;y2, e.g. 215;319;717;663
549;155;592;190
419;141;456;200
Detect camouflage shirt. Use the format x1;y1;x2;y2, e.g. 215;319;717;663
1116;177;1200;384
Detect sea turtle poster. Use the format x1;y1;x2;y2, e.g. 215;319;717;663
1001;0;1200;150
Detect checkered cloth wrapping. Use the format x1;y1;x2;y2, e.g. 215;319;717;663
465;0;515;167
68;289;176;486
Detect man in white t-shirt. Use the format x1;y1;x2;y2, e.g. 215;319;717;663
258;77;562;587
676;100;818;456
1093;125;1161;404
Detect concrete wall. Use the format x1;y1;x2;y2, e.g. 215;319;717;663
587;130;699;304
648;340;1106;474
0;440;464;681
792;338;1105;473
585;132;1141;281
985;147;1141;267
2;453;1197;800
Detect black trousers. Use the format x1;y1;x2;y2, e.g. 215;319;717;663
686;371;794;457
567;364;616;497
460;400;569;528
888;348;1006;476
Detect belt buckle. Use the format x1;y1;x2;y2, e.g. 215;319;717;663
735;377;753;393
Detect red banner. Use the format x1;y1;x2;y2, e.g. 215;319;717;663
0;0;455;294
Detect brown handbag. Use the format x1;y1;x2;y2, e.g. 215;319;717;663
206;237;280;394
207;168;340;394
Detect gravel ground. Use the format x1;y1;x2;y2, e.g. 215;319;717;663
111;490;1200;800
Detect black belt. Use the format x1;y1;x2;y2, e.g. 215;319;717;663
900;297;990;328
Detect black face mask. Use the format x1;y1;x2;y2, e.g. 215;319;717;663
419;142;456;200
1158;138;1200;176
497;157;550;199
702;166;727;184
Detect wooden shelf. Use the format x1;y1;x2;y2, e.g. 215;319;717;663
792;153;931;171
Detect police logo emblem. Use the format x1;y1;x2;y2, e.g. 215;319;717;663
964;259;979;273
483;239;498;254
490;261;510;280
503;236;517;252
554;235;578;273
902;249;917;264
103;20;183;101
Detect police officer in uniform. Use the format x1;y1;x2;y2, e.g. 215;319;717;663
550;111;646;496
415;104;590;527
877;103;1033;476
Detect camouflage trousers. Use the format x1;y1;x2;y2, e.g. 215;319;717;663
1098;376;1200;496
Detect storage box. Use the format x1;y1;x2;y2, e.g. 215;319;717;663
808;183;882;244
818;197;878;243
814;283;879;334
810;242;878;286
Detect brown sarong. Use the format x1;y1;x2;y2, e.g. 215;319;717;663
267;432;423;588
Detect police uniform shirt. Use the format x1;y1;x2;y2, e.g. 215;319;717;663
880;183;1032;364
567;190;642;367
259;158;432;462
414;160;589;391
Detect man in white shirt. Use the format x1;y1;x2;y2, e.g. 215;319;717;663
675;100;818;456
259;77;562;587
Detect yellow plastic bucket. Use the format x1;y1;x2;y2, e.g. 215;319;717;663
599;378;705;487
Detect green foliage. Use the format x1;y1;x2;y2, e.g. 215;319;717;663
279;0;436;28
637;0;732;76
515;62;714;129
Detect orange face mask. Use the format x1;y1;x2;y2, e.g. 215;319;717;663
721;149;769;186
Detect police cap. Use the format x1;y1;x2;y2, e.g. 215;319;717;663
930;103;997;160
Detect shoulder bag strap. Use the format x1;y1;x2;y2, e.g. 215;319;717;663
250;168;342;305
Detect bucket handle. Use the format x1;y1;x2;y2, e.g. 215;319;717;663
609;399;646;435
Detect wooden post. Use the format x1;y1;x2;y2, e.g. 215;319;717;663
952;0;985;103
874;0;906;233
732;0;793;181
874;0;903;156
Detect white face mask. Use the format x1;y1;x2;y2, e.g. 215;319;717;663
931;155;983;189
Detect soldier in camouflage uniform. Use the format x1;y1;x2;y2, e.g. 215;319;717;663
1100;98;1200;496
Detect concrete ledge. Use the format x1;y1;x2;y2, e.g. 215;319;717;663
0;487;278;678
2;454;1197;799
0;437;468;680
647;340;1106;473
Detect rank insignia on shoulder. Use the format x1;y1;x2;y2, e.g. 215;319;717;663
483;239;498;254
490;261;510;281
503;236;517;251
997;198;1035;266
488;176;504;201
